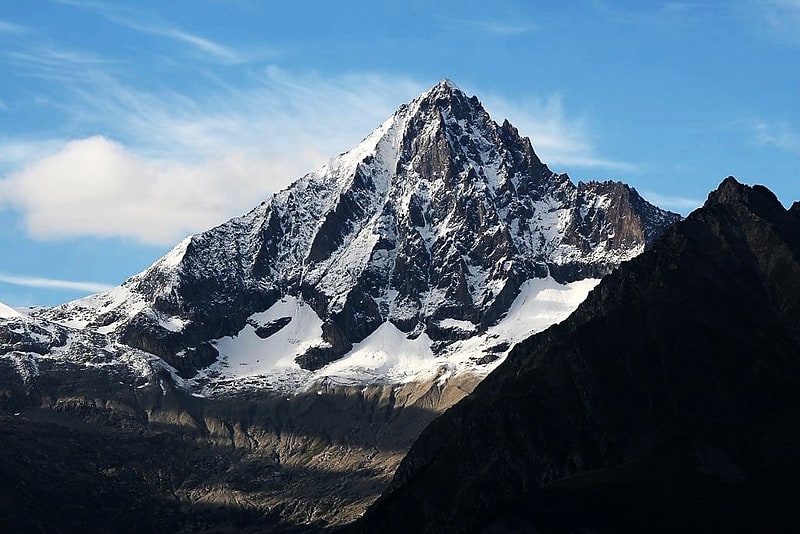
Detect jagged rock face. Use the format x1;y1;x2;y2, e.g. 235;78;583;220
354;178;800;533
0;318;67;356
37;80;679;376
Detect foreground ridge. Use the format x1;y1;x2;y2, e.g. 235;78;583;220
355;177;800;533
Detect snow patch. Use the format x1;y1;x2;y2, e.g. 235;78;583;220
437;318;476;332
317;322;437;384
0;301;24;320
204;296;325;381
47;282;147;330
143;308;188;333
158;236;191;270
439;276;601;377
184;276;599;393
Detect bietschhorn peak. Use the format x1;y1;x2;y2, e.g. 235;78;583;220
428;77;462;95
21;81;680;390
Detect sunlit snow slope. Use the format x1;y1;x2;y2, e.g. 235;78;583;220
189;276;599;393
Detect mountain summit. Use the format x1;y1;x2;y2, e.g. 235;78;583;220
33;80;679;387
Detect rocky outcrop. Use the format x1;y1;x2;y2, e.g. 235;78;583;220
355;178;800;533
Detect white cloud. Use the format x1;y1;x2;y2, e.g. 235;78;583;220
0;70;427;244
1;136;285;244
0;272;113;292
481;92;638;172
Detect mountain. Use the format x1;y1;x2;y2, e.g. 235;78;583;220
0;80;680;531
33;79;678;389
354;178;800;533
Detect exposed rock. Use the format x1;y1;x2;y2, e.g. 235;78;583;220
253;316;292;338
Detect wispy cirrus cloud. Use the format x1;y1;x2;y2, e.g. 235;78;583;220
0;67;635;244
7;47;117;72
749;118;800;151
449;17;538;35
0;272;113;293
1;12;633;246
101;15;251;63
0;54;639;244
482;92;639;173
747;0;800;42
641;191;703;214
55;0;266;63
0;20;27;34
154;28;242;62
0;62;428;244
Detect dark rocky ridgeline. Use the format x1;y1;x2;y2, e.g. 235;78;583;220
353;177;800;533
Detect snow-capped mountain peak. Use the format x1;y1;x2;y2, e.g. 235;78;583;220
31;80;680;391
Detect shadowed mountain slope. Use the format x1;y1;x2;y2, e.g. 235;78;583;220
354;177;800;533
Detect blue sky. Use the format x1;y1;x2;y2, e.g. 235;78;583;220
1;0;798;306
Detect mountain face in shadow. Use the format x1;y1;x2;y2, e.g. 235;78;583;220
355;177;800;533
